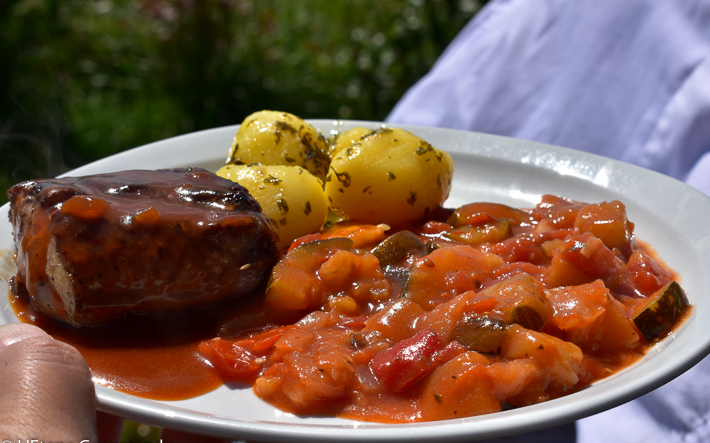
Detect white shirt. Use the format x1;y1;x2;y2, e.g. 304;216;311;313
386;0;710;441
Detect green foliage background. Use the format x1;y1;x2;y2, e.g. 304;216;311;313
0;0;487;203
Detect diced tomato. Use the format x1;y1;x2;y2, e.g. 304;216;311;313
488;236;546;265
318;250;390;304
266;238;352;310
546;281;639;352
403;245;504;310
362;298;426;343
544;233;624;287
418;221;452;236
199;326;294;382
614;249;672;298
199;339;262;382
338;315;368;329
420;352;501;421
238;325;295;355
370;328;444;393
531;195;586;229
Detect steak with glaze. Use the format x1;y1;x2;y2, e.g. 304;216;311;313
7;168;281;327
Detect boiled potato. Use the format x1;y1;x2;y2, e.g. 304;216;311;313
324;127;453;227
227;110;331;180
329;127;373;158
216;164;329;249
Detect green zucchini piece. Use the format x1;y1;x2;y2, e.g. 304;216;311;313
446;202;532;227
633;281;690;341
371;230;426;267
293;236;353;254
511;305;545;331
444;218;512;246
425;240;444;254
453;316;508;353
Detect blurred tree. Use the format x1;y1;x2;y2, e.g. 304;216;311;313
0;0;486;202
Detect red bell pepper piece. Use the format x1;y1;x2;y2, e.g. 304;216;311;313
370;328;444;393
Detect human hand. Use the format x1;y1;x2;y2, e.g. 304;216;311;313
0;323;232;443
0;323;97;441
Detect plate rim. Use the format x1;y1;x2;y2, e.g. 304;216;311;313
2;120;710;442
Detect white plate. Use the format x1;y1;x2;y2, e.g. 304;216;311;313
2;121;710;442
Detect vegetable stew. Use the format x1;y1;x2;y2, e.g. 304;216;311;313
199;195;690;423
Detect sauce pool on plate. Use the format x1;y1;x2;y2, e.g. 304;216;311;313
9;288;223;400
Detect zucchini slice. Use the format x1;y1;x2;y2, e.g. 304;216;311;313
444;218;512;246
633;281;690;341
371;230;426;267
453;316;508;353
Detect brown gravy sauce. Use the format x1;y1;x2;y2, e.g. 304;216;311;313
9;284;227;400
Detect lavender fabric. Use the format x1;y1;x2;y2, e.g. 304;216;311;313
387;0;710;196
386;0;710;441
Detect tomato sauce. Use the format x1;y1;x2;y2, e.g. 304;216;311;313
9;287;223;400
7;195;691;422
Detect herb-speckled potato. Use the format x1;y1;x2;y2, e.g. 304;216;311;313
227;111;331;180
324;127;453;227
216;164;329;249
329;127;373;158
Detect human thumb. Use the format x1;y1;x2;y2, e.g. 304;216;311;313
0;323;97;442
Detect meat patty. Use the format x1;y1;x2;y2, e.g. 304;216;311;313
7;168;281;327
